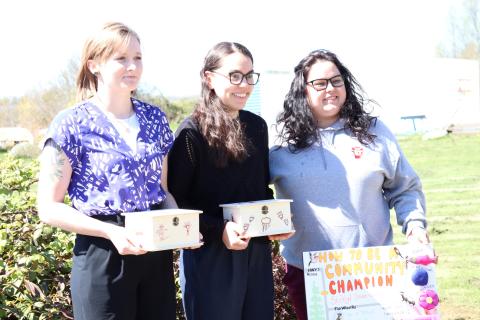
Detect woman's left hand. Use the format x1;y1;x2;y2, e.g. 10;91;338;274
183;232;204;250
407;227;430;244
268;231;295;241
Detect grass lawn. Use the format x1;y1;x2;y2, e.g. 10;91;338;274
393;133;480;320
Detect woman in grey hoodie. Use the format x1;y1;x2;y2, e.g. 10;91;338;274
269;49;430;320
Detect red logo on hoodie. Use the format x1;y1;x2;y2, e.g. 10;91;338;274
352;146;364;159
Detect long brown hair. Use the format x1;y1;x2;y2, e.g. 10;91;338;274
76;22;140;101
193;42;254;167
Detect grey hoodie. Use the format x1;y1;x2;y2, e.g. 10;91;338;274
269;118;426;269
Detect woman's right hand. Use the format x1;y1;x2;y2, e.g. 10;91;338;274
222;221;250;250
106;224;148;255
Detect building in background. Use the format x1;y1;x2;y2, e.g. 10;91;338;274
370;57;480;135
0;127;34;149
427;58;480;134
244;70;292;146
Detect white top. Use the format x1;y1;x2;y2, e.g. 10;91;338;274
108;113;140;151
97;105;140;151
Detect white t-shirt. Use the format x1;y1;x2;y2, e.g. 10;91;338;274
108;113;140;151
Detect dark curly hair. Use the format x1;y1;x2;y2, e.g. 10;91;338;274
193;42;253;167
276;49;377;150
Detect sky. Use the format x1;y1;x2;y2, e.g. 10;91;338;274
2;0;457;101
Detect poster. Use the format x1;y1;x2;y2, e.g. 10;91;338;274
303;245;440;320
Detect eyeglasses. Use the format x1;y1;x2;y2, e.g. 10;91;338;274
306;75;344;91
211;71;260;85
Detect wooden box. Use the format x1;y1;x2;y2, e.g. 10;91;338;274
220;199;294;237
122;209;202;251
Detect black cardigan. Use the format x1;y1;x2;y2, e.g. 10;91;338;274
167;110;274;243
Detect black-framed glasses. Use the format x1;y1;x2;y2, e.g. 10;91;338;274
211;71;260;85
306;75;344;91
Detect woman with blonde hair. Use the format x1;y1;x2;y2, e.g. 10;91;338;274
37;22;176;319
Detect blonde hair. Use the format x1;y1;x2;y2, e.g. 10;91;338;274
76;22;140;101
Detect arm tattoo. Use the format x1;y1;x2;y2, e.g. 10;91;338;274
44;140;67;181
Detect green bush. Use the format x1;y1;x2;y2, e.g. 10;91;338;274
0;157;74;319
0;156;295;319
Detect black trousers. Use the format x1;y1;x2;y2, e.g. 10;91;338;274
182;237;274;320
71;215;176;320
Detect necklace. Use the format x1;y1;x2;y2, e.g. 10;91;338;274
93;95;134;119
91;96;139;150
109;113;138;134
108;113;140;151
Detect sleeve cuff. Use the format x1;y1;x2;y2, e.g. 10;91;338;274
404;220;426;235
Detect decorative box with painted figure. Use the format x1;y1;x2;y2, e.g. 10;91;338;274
122;209;203;251
220;199;294;237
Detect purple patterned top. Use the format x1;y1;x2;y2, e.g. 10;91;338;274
47;98;174;216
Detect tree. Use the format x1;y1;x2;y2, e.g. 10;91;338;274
438;0;480;59
1;57;195;136
0;58;78;136
0;97;20;127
